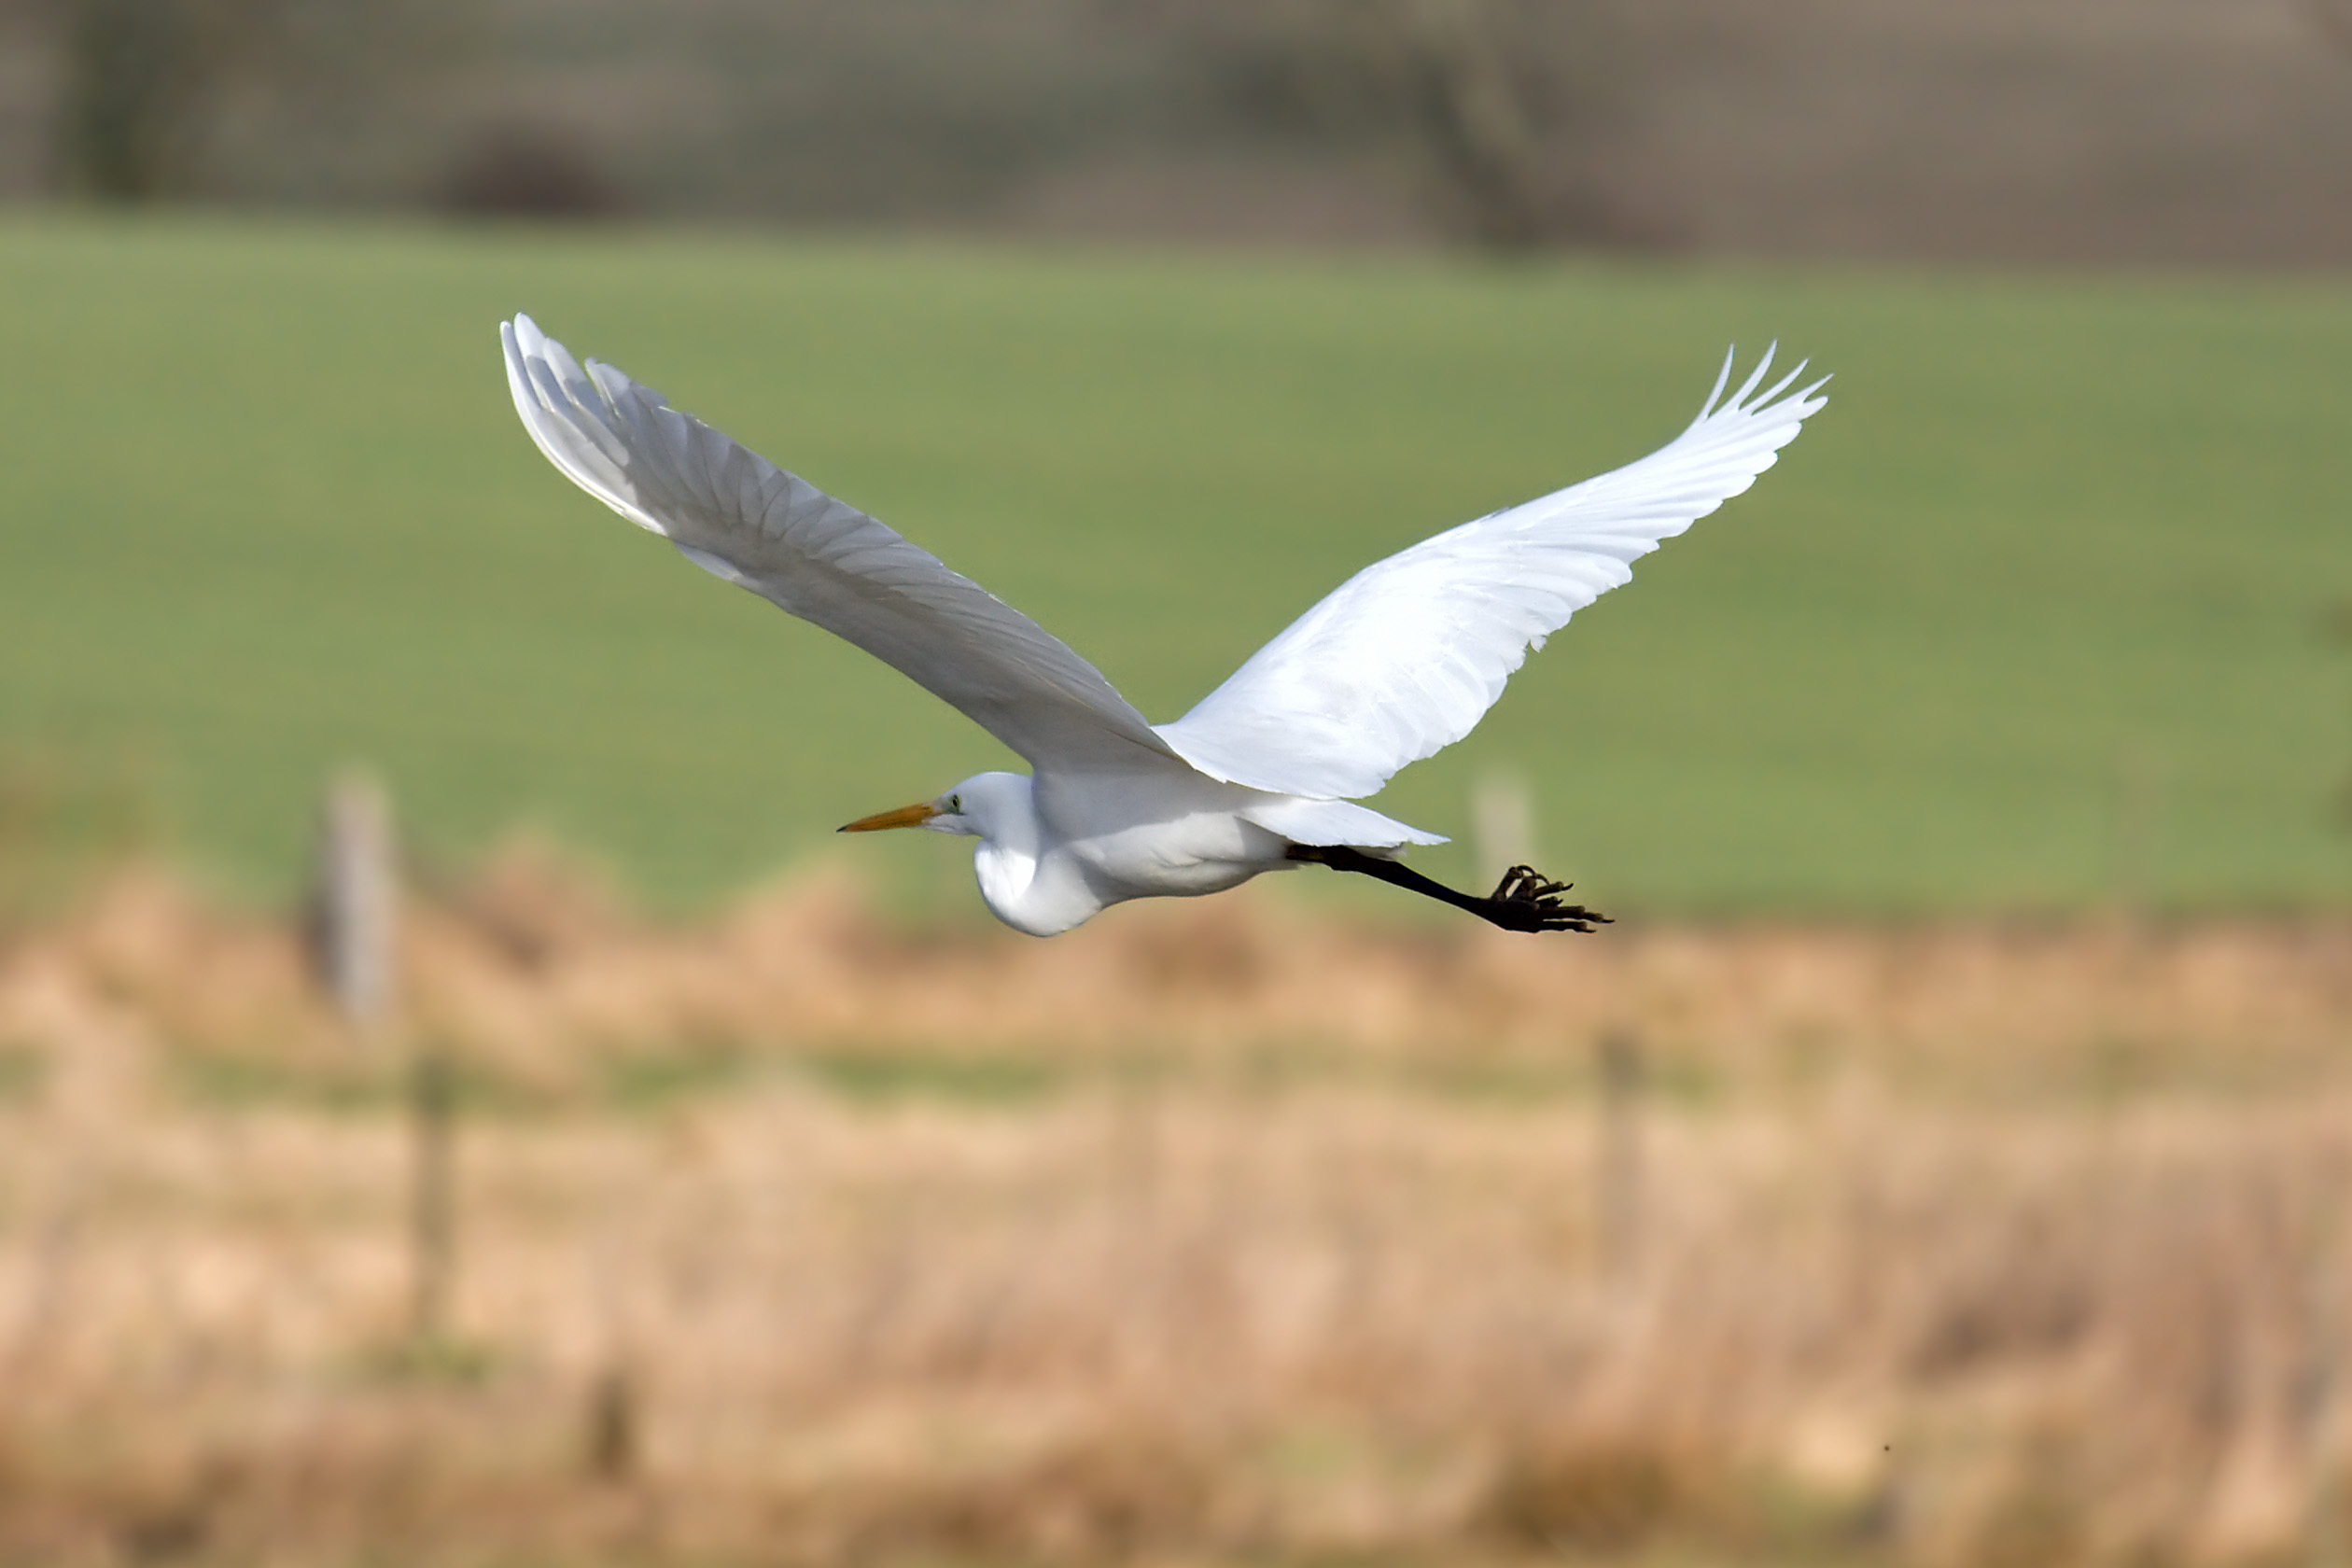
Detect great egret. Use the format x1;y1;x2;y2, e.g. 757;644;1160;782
502;315;1826;936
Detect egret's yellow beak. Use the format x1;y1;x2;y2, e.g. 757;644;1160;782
837;801;940;833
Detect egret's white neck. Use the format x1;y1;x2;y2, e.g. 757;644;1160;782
945;773;1059;936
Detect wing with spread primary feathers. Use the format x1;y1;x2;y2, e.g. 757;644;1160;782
1155;347;1827;800
503;315;1183;776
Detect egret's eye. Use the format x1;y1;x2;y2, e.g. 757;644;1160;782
947;794;962;813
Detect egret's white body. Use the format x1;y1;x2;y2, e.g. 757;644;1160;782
501;315;1826;935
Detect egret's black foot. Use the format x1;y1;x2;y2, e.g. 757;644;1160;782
1476;863;1612;934
1285;845;1612;934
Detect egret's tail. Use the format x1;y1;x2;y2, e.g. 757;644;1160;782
1237;796;1445;852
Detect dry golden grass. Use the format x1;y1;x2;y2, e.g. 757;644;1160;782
1;855;2350;1567
17;847;2348;1096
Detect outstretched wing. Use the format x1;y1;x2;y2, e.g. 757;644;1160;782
503;315;1183;776
1156;348;1827;800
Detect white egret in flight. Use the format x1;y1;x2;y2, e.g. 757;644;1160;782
502;315;1825;936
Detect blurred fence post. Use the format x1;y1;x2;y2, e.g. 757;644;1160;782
2105;748;2161;919
304;770;462;1354
2309;1192;2347;1568
1471;770;1537;884
408;1042;459;1350
1596;1028;1645;1278
309;770;399;1037
584;1359;641;1485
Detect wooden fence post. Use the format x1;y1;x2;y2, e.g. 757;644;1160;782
309;770;399;1036
305;771;462;1355
2105;748;2161;919
1471;770;1537;885
584;1360;642;1485
407;1042;459;1350
2309;1190;2346;1568
1596;1028;1645;1278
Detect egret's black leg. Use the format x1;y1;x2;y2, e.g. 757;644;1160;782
1286;846;1612;933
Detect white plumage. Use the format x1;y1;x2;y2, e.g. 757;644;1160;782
502;315;1826;935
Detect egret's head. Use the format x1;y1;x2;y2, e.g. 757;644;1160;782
837;772;1027;842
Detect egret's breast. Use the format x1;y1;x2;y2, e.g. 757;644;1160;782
973;843;1100;938
1066;811;1292;900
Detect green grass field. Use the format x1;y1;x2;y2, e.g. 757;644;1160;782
0;214;2346;915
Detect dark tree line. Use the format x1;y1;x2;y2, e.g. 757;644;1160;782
1;0;1620;253
0;0;300;200
3;0;456;203
1112;0;1617;252
1324;0;1565;251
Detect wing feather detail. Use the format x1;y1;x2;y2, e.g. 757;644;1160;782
1155;347;1827;800
502;315;1183;776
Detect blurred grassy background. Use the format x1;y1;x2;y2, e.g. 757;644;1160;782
0;214;2345;915
4;9;2352;1568
7;0;2352;919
